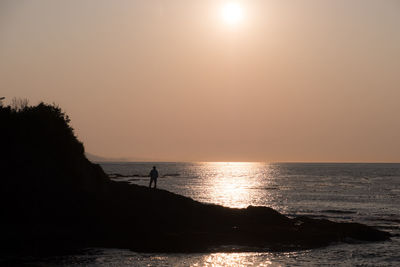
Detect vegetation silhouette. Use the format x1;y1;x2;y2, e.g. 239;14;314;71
0;101;390;256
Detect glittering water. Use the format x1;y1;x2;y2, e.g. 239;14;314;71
17;163;400;266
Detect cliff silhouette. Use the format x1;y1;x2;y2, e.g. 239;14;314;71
0;102;390;255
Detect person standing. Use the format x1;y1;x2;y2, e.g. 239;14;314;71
149;166;159;189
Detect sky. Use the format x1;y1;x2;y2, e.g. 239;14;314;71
1;0;399;162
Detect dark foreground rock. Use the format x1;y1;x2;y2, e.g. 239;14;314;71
1;178;391;254
101;182;390;253
0;103;391;254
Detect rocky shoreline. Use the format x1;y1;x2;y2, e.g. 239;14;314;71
85;181;391;253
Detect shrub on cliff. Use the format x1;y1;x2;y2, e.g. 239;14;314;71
1;101;84;170
0;101;108;227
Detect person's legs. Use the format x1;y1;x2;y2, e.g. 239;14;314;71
149;178;153;188
154;178;157;189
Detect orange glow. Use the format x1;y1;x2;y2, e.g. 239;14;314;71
1;1;400;162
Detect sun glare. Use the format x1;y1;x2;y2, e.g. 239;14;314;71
221;2;244;25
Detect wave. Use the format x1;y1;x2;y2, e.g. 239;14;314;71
109;173;148;178
376;218;400;224
375;225;400;231
109;173;182;179
321;210;357;214
161;173;180;178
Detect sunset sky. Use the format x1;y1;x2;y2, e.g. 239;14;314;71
1;0;399;162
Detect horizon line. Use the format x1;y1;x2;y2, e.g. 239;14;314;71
91;160;400;164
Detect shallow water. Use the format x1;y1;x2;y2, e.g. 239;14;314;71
15;163;400;266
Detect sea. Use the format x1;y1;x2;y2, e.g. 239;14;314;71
20;163;400;266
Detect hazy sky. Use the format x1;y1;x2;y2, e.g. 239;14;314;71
1;0;399;162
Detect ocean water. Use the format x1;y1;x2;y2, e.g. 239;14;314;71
25;163;400;266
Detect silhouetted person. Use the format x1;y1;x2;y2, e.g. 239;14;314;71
149;166;159;189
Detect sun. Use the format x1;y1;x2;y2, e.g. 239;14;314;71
221;2;244;25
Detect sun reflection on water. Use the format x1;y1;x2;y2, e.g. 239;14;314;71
199;162;276;209
185;251;302;267
202;253;273;267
